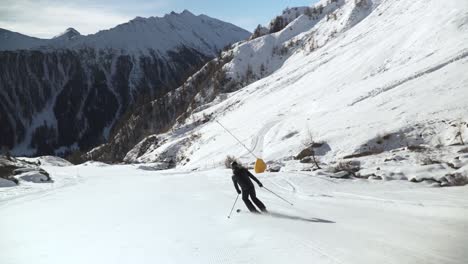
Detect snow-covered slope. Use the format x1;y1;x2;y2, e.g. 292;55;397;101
0;163;467;263
122;0;468;184
221;0;374;88
184;0;468;161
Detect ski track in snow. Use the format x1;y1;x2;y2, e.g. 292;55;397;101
248;120;281;158
1;165;467;264
349;49;468;106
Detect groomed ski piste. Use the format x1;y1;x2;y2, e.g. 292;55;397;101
0;162;467;264
1;0;468;263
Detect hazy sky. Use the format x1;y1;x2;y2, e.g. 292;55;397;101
0;0;317;38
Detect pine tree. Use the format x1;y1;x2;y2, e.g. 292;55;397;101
304;7;313;18
252;24;264;39
269;16;286;33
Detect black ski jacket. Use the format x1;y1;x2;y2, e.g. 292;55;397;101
232;167;262;192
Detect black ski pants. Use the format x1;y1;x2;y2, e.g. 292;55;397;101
242;187;266;212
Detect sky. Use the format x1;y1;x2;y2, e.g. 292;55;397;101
0;0;317;38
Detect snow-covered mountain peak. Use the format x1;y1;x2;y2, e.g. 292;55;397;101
54;11;250;55
63;27;80;35
165;9;195;17
181;9;195;16
53;27;81;40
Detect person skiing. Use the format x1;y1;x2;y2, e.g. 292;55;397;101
231;161;267;213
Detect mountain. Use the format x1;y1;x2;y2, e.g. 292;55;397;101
0;10;249;55
86;0;468;179
0;29;48;51
85;0;379;162
48;10;249;55
0;11;250;156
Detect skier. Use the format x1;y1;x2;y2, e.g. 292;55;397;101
231;161;267;213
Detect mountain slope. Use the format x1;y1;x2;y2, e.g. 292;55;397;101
85;0;366;162
0;11;250;156
116;0;468;180
0;29;48;50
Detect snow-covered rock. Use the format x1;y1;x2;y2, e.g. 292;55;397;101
19;156;73;167
17;171;52;183
0;156;53;186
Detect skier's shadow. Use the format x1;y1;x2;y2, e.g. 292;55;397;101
268;211;335;223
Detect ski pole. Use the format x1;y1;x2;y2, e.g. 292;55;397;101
216;120;258;159
263;186;294;206
227;194;240;219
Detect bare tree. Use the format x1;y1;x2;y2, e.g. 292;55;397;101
317;4;324;14
251;24;265;40
302;129;321;169
1;146;12;161
260;63;266;76
355;0;368;7
269;16;286;33
304;7;313;18
456;120;465;145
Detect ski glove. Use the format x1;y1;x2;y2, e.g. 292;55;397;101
237;190;241;194
258;182;263;188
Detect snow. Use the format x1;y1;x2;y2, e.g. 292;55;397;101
0;164;467;263
0;178;16;188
